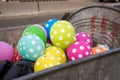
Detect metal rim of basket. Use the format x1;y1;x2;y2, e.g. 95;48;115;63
67;5;120;20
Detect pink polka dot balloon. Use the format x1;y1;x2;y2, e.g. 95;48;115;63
76;32;93;46
66;41;92;61
0;41;14;62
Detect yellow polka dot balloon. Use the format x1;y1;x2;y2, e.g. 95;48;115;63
34;46;66;72
50;20;76;49
34;54;59;72
44;46;66;64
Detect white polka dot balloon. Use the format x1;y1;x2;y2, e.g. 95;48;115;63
44;19;58;40
34;54;60;72
44;46;66;64
50;20;76;49
76;32;93;46
17;35;45;61
66;41;92;61
34;46;66;72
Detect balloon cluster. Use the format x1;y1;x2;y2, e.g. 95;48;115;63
0;18;109;73
33;19;93;72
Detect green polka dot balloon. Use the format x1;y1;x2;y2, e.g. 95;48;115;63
50;20;76;49
23;25;46;45
17;35;45;61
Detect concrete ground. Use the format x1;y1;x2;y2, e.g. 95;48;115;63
0;0;120;19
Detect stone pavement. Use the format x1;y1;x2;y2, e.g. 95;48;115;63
0;0;120;19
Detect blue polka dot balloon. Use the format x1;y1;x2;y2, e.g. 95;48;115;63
17;35;45;61
44;19;59;39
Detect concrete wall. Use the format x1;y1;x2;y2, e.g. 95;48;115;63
0;1;82;16
0;2;38;15
0;0;119;17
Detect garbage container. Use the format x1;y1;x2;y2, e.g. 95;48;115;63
0;6;120;80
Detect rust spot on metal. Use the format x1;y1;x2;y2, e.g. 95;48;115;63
90;16;97;35
100;17;106;35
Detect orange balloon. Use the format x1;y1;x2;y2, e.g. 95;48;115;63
92;47;107;55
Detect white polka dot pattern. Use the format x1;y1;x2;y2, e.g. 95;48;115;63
50;63;53;67
85;52;89;55
37;46;41;50
72;48;77;53
61;29;65;33
64;41;69;45
71;57;75;61
54;30;57;35
50;56;55;60
29;48;34;53
78;54;83;58
31;40;36;44
33;54;38;58
75;42;79;45
23;47;26;49
44;64;47;68
56;43;60;46
82;34;86;37
67;33;71;37
79;46;84;50
36;62;40;66
56;50;60;54
59;36;63;40
46;24;49;28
